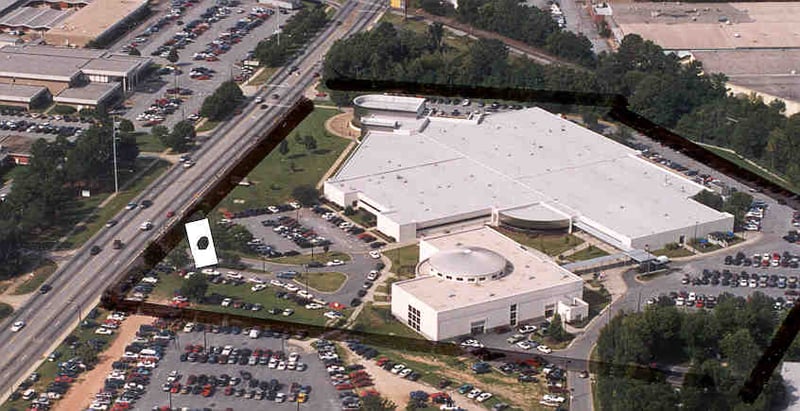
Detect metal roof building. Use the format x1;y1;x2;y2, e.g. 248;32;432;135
324;97;734;251
391;226;587;341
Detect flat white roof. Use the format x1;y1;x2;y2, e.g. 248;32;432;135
329;107;729;240
353;94;425;113
394;226;583;312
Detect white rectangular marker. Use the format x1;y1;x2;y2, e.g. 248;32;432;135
185;218;218;268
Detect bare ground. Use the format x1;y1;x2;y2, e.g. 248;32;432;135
53;315;156;411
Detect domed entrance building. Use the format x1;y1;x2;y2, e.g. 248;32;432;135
391;226;587;341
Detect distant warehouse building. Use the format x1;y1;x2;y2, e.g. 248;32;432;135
391;226;587;341
0;45;150;107
44;0;148;47
324;95;734;251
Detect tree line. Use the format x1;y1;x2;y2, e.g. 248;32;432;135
595;293;787;411
199;80;245;122
692;190;753;229
0;114;139;279
254;5;329;68
421;0;596;66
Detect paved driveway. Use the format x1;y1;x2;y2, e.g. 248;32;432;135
134;331;340;410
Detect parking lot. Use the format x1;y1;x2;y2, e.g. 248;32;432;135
0;112;88;140
115;0;293;131
135;328;340;410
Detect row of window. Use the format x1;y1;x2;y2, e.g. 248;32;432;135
433;271;503;282
408;305;421;332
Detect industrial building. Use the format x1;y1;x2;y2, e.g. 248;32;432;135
256;0;300;10
44;0;148;47
0;45;149;107
324;95;734;251
391;226;587;341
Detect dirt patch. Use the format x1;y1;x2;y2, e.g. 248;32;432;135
394;352;547;409
53;315;156;411
324;111;357;140
343;345;480;410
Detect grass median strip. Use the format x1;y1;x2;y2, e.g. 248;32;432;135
295;271;346;292
13;259;57;295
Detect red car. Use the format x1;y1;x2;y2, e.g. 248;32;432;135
166;211;175;218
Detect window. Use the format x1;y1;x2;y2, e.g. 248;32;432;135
545;303;555;318
468;278;476;282
408;305;421;331
479;277;486;281
510;304;518;326
456;277;463;282
446;276;452;280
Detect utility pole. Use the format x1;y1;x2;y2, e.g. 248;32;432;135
112;116;119;193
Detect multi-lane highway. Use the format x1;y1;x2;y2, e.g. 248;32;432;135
0;0;385;402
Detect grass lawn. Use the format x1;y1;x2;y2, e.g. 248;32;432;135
569;246;609;261
374;295;389;302
269;251;350;265
294;271;346;292
0;302;12;321
495;227;584;257
216;108;348;212
701;143;800;193
57;158;171;249
0;307;117;411
386;244;420;279
352;303;423;339
150;274;329;327
197;120;221;133
13;259;57;295
136;131;166;152
375;284;388;294
247;67;278;86
651;246;694;258
692;242;723;253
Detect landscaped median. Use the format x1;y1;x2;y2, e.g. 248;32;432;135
294;271;346;292
12;260;56;295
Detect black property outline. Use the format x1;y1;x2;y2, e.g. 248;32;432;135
100;79;800;403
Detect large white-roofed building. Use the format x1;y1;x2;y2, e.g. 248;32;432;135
323;95;734;252
391;226;587;341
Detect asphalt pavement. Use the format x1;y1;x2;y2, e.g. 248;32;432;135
135;331;340;410
118;0;296;132
0;0;386;404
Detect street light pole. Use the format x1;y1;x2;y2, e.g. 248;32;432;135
112;116;119;193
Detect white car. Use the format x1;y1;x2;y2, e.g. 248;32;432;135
391;364;406;374
477;392;493;402
167;370;180;383
324;311;344;319
537;345;552;354
183;322;194;333
305;303;323;310
516;341;534;350
467;389;482;399
221;298;232;307
225;271;243;280
369;250;381;259
326;259;345;266
251;284;267;292
267;206;280;213
298;290;313;299
95;327;113;335
255;96;264;103
543;394;565;403
289;201;301;209
270;279;285;287
284;284;299;292
275;392;287;402
399;368;413;378
248;277;265;284
338;222;353;229
367;270;379;281
460;338;484;348
139;221;153;231
282;308;294;316
277;361;287;370
518;324;538;334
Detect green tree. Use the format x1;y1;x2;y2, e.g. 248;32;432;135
180;274;208;302
200;81;244;121
292;185;319;206
548;313;570;342
117;118;134;133
166;48;179;63
720;328;759;374
278;139;289;155
151;125;169;141
692;190;724;211
166;246;191;269
302;135;317;150
361;394;397;410
722;191;753;229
